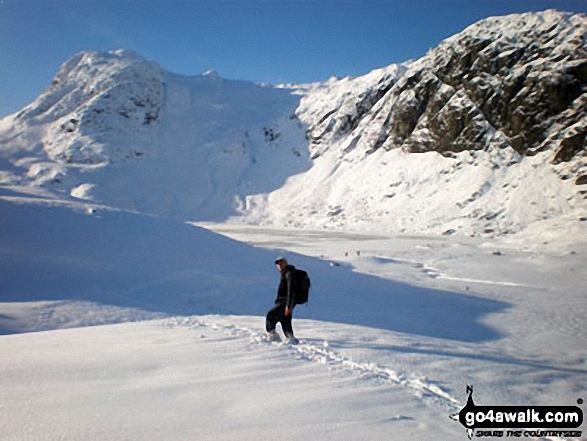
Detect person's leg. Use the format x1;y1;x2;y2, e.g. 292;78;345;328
281;306;294;338
266;303;284;333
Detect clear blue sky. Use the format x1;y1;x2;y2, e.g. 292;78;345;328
1;0;586;117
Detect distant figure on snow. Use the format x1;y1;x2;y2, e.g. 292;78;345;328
266;257;311;344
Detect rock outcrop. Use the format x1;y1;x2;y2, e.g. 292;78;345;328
300;10;586;181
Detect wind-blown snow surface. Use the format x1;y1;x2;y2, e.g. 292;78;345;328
1;200;586;440
0;201;470;440
0;319;463;441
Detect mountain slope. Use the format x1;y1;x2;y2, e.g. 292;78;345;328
238;9;587;237
2;50;165;165
1;200;585;440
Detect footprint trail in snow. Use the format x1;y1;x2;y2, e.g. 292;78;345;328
163;316;462;413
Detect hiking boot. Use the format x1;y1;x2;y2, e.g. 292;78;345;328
267;330;282;342
285;333;299;345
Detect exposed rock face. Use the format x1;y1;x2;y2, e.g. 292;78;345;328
0;11;585;237
301;10;586;177
297;64;409;158
407;11;586;161
254;10;587;236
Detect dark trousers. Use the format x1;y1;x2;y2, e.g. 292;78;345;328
266;303;294;336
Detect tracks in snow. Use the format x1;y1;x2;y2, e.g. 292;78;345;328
163;316;461;413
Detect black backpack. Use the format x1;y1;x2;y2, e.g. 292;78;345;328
293;269;311;305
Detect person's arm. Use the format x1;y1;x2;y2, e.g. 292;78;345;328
285;270;294;316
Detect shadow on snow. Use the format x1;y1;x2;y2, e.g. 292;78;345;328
0;201;510;342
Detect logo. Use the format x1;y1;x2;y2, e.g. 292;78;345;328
450;386;584;439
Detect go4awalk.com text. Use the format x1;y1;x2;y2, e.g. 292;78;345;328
450;386;584;439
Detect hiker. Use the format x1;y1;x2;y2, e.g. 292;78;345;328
266;257;298;343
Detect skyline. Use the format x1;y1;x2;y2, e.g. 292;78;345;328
1;0;586;118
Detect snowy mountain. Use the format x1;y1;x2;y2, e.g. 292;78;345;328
240;9;587;237
1;10;586;237
0;50;309;220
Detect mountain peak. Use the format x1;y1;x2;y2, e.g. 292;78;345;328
201;70;222;81
437;9;585;57
247;9;587;236
6;49;166;165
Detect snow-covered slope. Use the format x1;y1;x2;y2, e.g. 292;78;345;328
0;201;469;440
1;10;586;440
0;200;508;341
0;317;467;441
1;50;165;165
239;10;587;237
1;200;585;440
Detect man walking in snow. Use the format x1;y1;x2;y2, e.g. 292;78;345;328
266;257;299;343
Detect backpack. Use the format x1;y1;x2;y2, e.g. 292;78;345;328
293;269;311;305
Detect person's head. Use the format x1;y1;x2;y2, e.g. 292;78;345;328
275;257;288;271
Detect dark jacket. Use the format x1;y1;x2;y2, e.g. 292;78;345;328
276;265;296;310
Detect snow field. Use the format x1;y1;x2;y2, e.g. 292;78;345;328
0;317;463;441
201;223;587;410
1;199;585;440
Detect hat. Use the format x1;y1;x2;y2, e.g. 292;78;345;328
274;256;287;265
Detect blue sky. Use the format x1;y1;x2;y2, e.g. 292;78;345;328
1;0;586;117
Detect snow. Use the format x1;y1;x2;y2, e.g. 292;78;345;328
232;9;587;238
0;10;586;441
1;14;585;235
0;318;461;441
0;50;310;221
1;199;586;440
70;183;96;200
237;142;583;238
